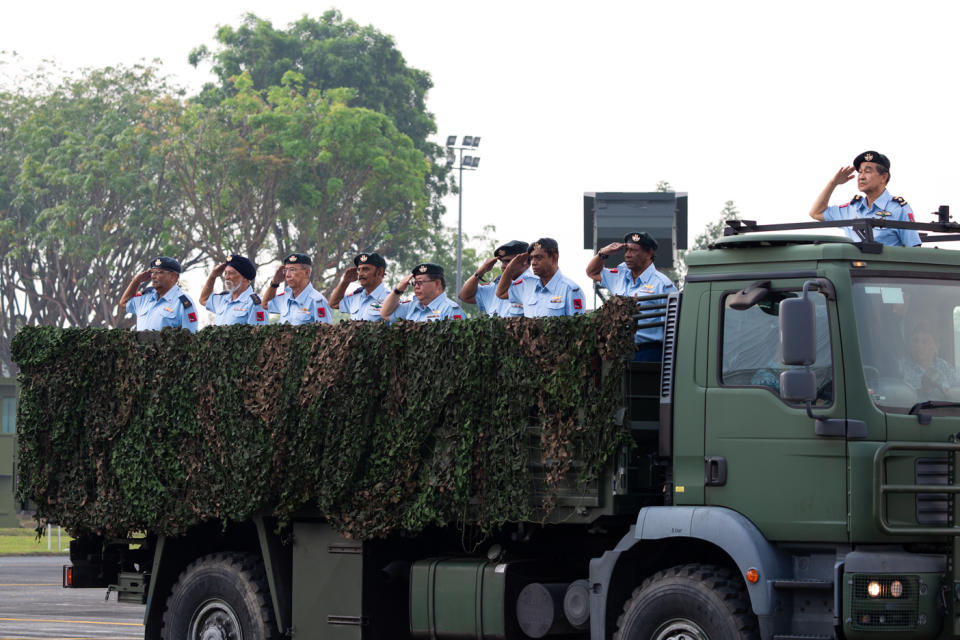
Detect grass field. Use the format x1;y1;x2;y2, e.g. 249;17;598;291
0;527;71;555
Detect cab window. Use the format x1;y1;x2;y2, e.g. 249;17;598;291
720;290;833;405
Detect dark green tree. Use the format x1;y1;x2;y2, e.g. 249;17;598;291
674;200;741;283
0;63;184;374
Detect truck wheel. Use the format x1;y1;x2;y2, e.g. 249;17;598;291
613;564;757;640
161;552;277;640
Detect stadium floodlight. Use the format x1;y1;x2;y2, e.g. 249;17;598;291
462;136;474;147
446;135;457;147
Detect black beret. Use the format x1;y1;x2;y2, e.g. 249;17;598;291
285;253;312;266
494;240;529;258
528;238;559;254
150;256;181;273
853;150;890;171
225;255;256;281
624;231;658;251
354;252;387;269
412;263;444;277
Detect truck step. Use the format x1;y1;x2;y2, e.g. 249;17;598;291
772;635;834;640
772;578;833;590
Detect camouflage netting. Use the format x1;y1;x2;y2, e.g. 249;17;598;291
11;298;636;540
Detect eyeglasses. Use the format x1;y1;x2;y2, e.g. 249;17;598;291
412;278;435;287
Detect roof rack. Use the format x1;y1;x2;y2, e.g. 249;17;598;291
723;205;960;253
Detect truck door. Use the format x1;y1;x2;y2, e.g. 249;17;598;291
703;279;848;542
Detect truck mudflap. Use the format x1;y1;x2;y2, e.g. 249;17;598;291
589;506;790;639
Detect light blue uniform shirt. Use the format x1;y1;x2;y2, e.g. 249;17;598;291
507;269;585;317
205;286;267;326
125;284;199;333
267;283;333;325
824;189;921;247
475;268;533;317
393;293;464;322
601;262;677;343
340;283;390;321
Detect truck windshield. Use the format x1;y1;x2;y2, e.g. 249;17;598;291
852;277;960;412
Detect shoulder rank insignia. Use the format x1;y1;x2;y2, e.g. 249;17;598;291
250;293;261;305
609;267;618;273
892;196;908;206
179;294;193;309
512;278;524;286
850;195;863;204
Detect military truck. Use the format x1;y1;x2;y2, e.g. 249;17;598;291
20;215;960;640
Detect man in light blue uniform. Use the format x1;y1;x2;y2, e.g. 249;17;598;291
329;252;390;321
260;253;333;325
458;240;530;317
495;238;585;317
809;150;921;247
118;256;199;332
587;231;677;360
380;263;464;322
199;255;266;326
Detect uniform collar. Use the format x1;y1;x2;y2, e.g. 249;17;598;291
859;189;891;212
418;293;447;311
361;283;388;300
290;283;316;305
536;269;564;293
157;284;182;302
230;285;254;303
639;262;660;283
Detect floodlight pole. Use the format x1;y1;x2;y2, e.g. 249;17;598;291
445;136;481;295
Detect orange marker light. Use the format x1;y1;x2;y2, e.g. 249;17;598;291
745;568;759;584
851;260;867;268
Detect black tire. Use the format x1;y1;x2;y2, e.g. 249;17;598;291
161;552;277;640
613;564;758;640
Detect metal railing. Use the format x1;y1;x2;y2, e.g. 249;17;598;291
873;441;960;536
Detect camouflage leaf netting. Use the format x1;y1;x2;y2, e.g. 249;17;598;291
11;298;636;540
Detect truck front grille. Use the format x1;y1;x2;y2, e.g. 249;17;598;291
850;575;918;632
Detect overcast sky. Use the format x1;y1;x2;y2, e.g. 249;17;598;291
3;0;958;303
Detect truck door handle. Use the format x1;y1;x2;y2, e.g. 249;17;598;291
704;457;727;486
814;418;867;439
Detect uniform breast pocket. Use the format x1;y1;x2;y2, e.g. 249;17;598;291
365;306;383;321
159;308;179;326
545;299;566;316
507;303;524;317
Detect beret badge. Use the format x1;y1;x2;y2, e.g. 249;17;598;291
496;249;504;257
418;264;427;273
287;256;297;263
154;259;162;266
864;153;874;161
359;254;368;263
631;233;641;242
533;242;542;250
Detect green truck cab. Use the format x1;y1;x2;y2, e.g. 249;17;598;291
36;217;960;639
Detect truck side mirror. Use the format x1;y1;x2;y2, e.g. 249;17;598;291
779;294;815;366
780;369;816;403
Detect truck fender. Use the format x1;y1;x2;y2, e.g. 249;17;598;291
589;506;790;639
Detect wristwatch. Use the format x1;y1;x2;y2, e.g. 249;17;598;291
597;252;608;260
393;288;404;295
270;282;280;288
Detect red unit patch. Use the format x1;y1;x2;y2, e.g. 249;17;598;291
454;314;462;319
317;308;326;318
256;311;265;322
187;312;197;323
573;299;583;310
908;213;915;222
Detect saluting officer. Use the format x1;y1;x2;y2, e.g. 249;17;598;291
809;150;921;247
495;238;585;317
198;255;266;326
458;240;530;317
260;253;333;325
119;256;199;332
587;231;677;359
380;263;464;322
329;252;390;321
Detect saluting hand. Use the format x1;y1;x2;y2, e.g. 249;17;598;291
477;256;499;275
599;241;626;255
503;253;530;279
398;273;415;292
211;262;227;278
341;266;359;283
134;269;152;284
832;166;856;186
273;264;287;283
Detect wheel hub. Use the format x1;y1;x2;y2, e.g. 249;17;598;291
651;618;708;640
190;599;242;640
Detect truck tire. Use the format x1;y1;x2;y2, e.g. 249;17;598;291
161;552;277;640
613;563;757;640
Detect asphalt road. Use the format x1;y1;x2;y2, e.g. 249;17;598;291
0;556;144;639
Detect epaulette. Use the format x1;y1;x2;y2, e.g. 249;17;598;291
609;267;619;273
512;278;524;285
179;294;193;309
250;293;261;305
142;287;155;295
850;195;863;204
217;291;230;296
892;196;908;206
351;289;362;295
278;291;286;296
